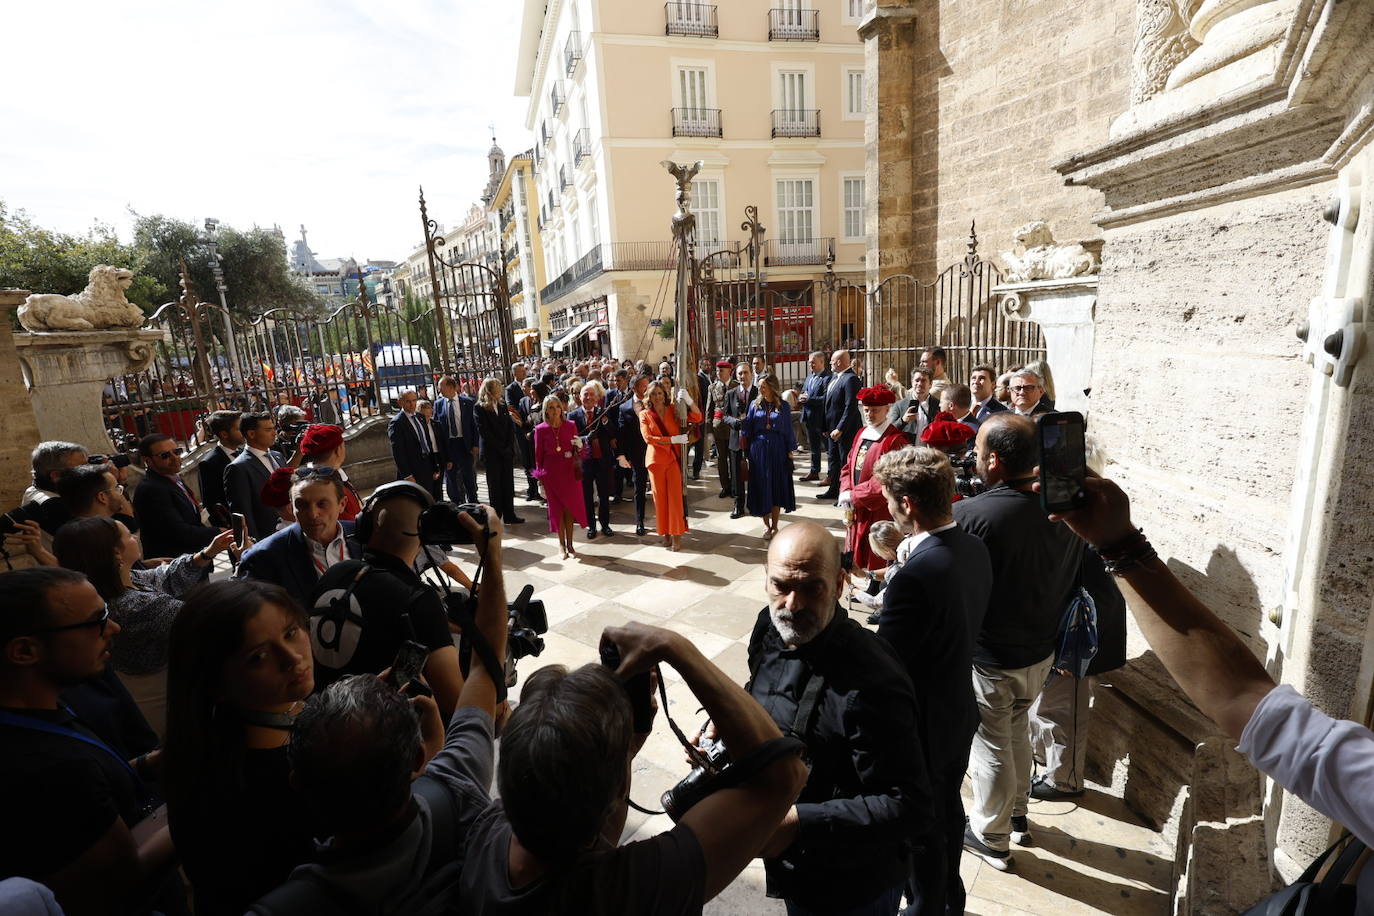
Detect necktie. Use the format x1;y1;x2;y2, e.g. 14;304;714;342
449;398;460;438
413;415;429;454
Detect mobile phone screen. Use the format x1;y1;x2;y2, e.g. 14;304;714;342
386;640;428;691
1038;412;1087;514
231;513;247;549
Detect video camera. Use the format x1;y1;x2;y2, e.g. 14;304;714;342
277;421;309;452
88;452;133;470
951;450;987;499
416;500;548;690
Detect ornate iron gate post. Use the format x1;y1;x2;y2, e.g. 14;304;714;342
419;187;453;377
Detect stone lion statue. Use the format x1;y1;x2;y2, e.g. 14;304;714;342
18;265;147;332
999;221;1098;283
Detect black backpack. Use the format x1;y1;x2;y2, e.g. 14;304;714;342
251;775;462;915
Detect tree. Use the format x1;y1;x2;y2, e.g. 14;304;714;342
130;213;323;320
657;317;676;339
0;201;163;308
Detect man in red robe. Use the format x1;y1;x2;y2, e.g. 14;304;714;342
840;386;913;570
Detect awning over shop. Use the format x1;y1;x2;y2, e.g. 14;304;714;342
513;327;540;340
550;319;595;353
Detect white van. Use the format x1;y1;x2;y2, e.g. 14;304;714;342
373;344;433;407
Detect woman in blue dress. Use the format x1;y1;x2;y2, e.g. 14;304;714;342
741;372;797;539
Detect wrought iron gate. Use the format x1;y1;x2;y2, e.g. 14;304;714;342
694;212;1045;390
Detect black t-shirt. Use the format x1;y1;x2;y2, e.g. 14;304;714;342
0;705;149;880
456;802;706;915
174;744;315;916
308;549;453;690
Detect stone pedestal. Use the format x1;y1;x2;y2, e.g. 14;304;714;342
993;276;1098;417
13;328;168;453
1;291;43;514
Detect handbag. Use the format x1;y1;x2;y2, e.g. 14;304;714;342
1241;834;1364;916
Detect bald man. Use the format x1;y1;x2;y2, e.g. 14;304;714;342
743;522;932;913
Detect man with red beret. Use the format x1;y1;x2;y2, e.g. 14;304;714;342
919;412;978;457
839;386;913;570
298;424;363;520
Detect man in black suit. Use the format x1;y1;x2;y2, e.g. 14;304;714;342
236;470;362;607
874;445;992;916
617;374;652;535
388;390;442;500
691;357;712;480
224;411;283;543
1008;369;1052;417
798;351;831;481
434;376;479;504
132;433;222;560
818;349;862;500
722;363;757;519
969;364;1009;422
505;364;539;501
197;410;243;523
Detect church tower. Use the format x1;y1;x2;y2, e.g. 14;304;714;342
482;133;505;205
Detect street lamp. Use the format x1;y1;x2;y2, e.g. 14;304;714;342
203;218;241;389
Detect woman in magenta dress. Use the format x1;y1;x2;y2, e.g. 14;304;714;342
533;394;589;559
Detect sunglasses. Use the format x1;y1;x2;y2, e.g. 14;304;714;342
153;447;185;460
294;466;342;479
1010;385;1040;393
33;604;111;638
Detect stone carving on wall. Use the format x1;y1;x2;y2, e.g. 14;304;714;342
1131;0;1200;104
998;221;1099;283
18;265;146;332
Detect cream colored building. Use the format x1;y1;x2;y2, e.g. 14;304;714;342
488;149;548;354
516;0;866;360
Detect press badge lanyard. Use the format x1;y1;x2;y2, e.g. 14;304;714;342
0;706;152;812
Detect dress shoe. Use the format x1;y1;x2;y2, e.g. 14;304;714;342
718;489;733;499
635;525;648;536
865;611;882;626
799;472;819;482
587;528;598;540
505;516;526;524
729;510;745;520
1029;776;1083;800
610;495;623;504
601;525;614;537
816;489;838;501
691;472;700;480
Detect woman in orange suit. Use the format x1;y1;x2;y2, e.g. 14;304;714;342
640;380;702;551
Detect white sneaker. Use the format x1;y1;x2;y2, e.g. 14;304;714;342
1011;815;1033;847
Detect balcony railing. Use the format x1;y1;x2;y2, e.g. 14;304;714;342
573;127;590;165
509;279;525;300
564;32;583;75
540;244;603;303
764;237;833;266
671;107;723;138
559;166;572;190
665;2;719;37
771;109;821;138
768;8;819;40
540;119;554;144
550;82;565;115
605;241;677;271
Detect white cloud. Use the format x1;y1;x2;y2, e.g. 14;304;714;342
1;0;533;264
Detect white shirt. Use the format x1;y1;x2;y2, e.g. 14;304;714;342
308;524;348;576
1238;684;1374;906
899;521;957;562
247;445;278;474
218;443;237;461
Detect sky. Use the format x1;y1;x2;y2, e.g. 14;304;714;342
2;0;534;265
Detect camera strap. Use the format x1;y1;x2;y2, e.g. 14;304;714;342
446;591;508;705
789;673;827;744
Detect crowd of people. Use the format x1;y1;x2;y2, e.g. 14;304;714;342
3;343;1372;916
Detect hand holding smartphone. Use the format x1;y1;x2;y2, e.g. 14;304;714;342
231;513;247;551
1037;411;1088;514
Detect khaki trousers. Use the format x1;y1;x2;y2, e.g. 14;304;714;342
967;653;1054;851
1029;672;1096;792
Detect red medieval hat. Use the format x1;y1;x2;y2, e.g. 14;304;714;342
920;412;977;447
857;386;897;407
300;424;344;456
259;467;295;508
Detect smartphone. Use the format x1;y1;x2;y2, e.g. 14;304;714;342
386;640;429;693
231;513;247;550
1038;411;1088;514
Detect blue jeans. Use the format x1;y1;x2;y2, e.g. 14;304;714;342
786;884;903;916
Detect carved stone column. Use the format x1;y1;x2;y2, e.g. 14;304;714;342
1130;0;1199;105
994;277;1099;417
14;328;169;453
1166;0;1299;91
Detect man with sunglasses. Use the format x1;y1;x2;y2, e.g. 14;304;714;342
0;567;181;914
132;433;223;561
1007;369;1051;417
236;468;362;607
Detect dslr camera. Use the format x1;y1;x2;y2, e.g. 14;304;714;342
951;450;987;499
662;738;731;821
277;422;309;452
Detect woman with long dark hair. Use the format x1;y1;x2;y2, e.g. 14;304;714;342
475;376;524;525
162;579;316;915
54;516;234;735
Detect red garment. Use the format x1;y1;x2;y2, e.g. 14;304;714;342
840;423;913;570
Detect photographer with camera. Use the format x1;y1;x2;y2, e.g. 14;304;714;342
308;481;464;722
742;520;931;915
273;406;309;460
457;618;808;914
250;507;509;915
132;433;225;560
